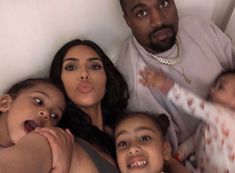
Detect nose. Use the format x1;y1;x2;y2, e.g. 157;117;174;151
39;110;50;121
150;9;166;28
79;67;89;81
128;144;141;155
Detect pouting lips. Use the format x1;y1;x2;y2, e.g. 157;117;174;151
127;160;148;168
24;120;39;133
77;82;92;94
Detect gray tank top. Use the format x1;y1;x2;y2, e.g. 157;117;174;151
77;138;120;173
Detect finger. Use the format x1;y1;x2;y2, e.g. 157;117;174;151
37;127;64;137
65;129;74;142
65;129;74;138
140;70;148;81
36;127;67;143
37;131;58;146
138;78;147;86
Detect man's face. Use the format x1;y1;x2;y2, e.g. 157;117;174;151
123;0;179;53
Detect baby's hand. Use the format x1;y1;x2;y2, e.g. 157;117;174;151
139;67;174;94
35;127;74;173
174;135;195;162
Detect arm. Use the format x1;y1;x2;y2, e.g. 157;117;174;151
36;127;74;173
174;135;195;162
0;133;52;173
168;157;190;173
139;67;235;125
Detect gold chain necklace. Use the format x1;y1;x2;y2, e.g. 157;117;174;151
147;39;191;84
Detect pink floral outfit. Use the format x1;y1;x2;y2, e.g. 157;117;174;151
168;83;235;173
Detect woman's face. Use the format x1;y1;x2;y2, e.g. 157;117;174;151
61;45;107;110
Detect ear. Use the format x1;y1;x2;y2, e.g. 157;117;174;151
0;94;12;113
208;87;216;100
163;142;171;161
123;14;132;28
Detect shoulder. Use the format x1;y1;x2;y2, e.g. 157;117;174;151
178;15;231;50
116;35;135;76
179;15;215;32
117;35;133;62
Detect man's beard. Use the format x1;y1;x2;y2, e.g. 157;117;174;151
148;25;176;53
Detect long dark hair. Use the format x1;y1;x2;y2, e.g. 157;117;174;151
50;39;129;157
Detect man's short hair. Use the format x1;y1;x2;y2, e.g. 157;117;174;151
119;0;127;15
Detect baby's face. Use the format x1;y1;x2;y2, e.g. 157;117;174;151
210;74;235;110
115;115;169;173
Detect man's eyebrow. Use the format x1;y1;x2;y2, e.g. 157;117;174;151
130;2;146;12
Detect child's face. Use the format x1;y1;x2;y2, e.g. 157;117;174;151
210;74;235;110
115;115;169;173
1;83;65;144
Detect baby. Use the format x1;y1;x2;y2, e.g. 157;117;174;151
139;68;235;173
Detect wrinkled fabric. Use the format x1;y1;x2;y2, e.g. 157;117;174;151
117;15;235;152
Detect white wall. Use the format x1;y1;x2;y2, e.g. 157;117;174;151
225;7;235;47
0;0;233;94
212;0;235;29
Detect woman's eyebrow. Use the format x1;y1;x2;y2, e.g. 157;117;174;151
63;57;102;63
63;57;78;62
87;57;102;62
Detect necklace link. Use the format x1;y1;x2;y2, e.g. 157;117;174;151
148;39;181;65
147;39;191;84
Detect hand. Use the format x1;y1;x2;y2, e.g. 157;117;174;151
139;67;167;88
35;127;74;173
139;67;174;94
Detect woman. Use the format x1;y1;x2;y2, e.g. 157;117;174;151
49;39;130;173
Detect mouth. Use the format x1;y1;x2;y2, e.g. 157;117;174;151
150;27;174;42
24;120;40;133
77;82;93;94
127;160;148;169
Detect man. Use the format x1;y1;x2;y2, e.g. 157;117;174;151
116;0;235;151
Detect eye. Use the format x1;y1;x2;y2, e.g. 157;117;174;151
89;63;103;70
116;140;128;149
33;98;44;106
139;135;151;142
136;10;148;18
64;64;77;71
160;0;169;8
50;113;60;124
215;82;225;90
